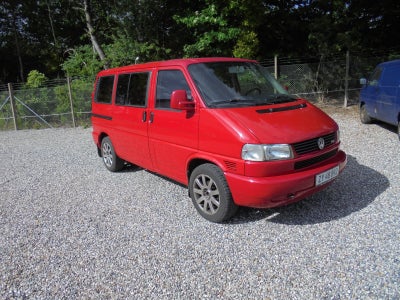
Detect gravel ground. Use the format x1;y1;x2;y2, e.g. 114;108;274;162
0;105;399;299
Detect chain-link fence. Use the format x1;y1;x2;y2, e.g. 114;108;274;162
261;53;392;105
0;78;93;130
0;54;392;131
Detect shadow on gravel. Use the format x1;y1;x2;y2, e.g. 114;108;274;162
374;122;398;136
120;163;143;173
229;155;389;225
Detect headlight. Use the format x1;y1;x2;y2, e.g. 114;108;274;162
241;144;293;161
336;130;341;142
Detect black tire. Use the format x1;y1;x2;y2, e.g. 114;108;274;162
189;163;238;223
360;104;372;124
101;136;124;172
397;121;400;141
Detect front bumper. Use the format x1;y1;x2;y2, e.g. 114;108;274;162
225;150;347;208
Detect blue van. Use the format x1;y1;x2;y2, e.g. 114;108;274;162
359;59;400;140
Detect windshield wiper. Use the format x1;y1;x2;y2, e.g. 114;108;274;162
212;99;254;107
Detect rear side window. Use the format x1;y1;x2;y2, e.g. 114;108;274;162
116;72;150;107
95;76;115;103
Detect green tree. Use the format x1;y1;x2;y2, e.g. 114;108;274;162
257;1;311;57
174;0;263;58
26;70;48;88
175;3;240;57
104;36;170;67
2;0;400;84
61;45;104;78
0;0;27;82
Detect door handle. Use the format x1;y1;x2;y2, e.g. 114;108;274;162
149;112;154;123
142;111;147;122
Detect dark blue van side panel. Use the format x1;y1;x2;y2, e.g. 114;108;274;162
360;60;400;127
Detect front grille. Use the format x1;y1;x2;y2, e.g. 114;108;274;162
293;132;336;155
294;149;338;170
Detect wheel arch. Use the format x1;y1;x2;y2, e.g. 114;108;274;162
97;132;109;157
187;157;226;184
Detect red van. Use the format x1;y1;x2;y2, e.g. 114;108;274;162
91;57;346;222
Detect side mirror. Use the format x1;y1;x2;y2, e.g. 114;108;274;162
170;90;195;110
360;78;367;86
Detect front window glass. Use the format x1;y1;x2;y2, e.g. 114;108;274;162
188;62;294;108
156;70;191;109
369;67;382;87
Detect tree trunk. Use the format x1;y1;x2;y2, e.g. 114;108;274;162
45;0;58;48
11;8;24;82
83;0;108;69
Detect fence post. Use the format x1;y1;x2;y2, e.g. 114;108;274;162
67;76;76;128
274;55;279;79
8;83;18;130
344;51;350;108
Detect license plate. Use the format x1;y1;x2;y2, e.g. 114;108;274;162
315;166;339;186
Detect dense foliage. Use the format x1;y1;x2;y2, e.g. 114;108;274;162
1;0;399;83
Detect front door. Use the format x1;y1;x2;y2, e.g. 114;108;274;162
362;67;382;119
376;66;399;125
148;68;199;184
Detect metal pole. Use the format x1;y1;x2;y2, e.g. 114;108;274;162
274;55;279;79
344;51;350;108
67;76;76;127
8;83;18;130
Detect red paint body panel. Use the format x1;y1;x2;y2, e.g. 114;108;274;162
91;57;347;209
226;150;346;207
218;101;338;143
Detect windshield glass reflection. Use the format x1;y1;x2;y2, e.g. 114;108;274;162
188;62;295;107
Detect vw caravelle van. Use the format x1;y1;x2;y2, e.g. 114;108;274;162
91;57;347;222
359;59;400;140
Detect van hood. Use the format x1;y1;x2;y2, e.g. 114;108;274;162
216;100;338;144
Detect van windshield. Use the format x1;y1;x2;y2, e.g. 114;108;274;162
188;62;296;108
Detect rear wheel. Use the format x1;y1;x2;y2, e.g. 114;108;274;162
360;104;372;124
101;137;124;172
397;121;400;141
189;164;238;223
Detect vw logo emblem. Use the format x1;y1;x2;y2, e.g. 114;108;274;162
317;137;325;150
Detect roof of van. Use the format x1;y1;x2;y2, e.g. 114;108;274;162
96;57;257;76
379;59;400;67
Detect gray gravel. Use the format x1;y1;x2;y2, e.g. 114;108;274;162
1;106;399;299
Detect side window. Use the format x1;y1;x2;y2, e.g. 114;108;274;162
116;74;130;105
156;70;191;109
116;72;149;107
95;76;115;103
369;67;382;87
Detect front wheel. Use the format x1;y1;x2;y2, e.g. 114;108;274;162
189;164;238;223
360;104;372;124
397;121;400;141
101;137;124;172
